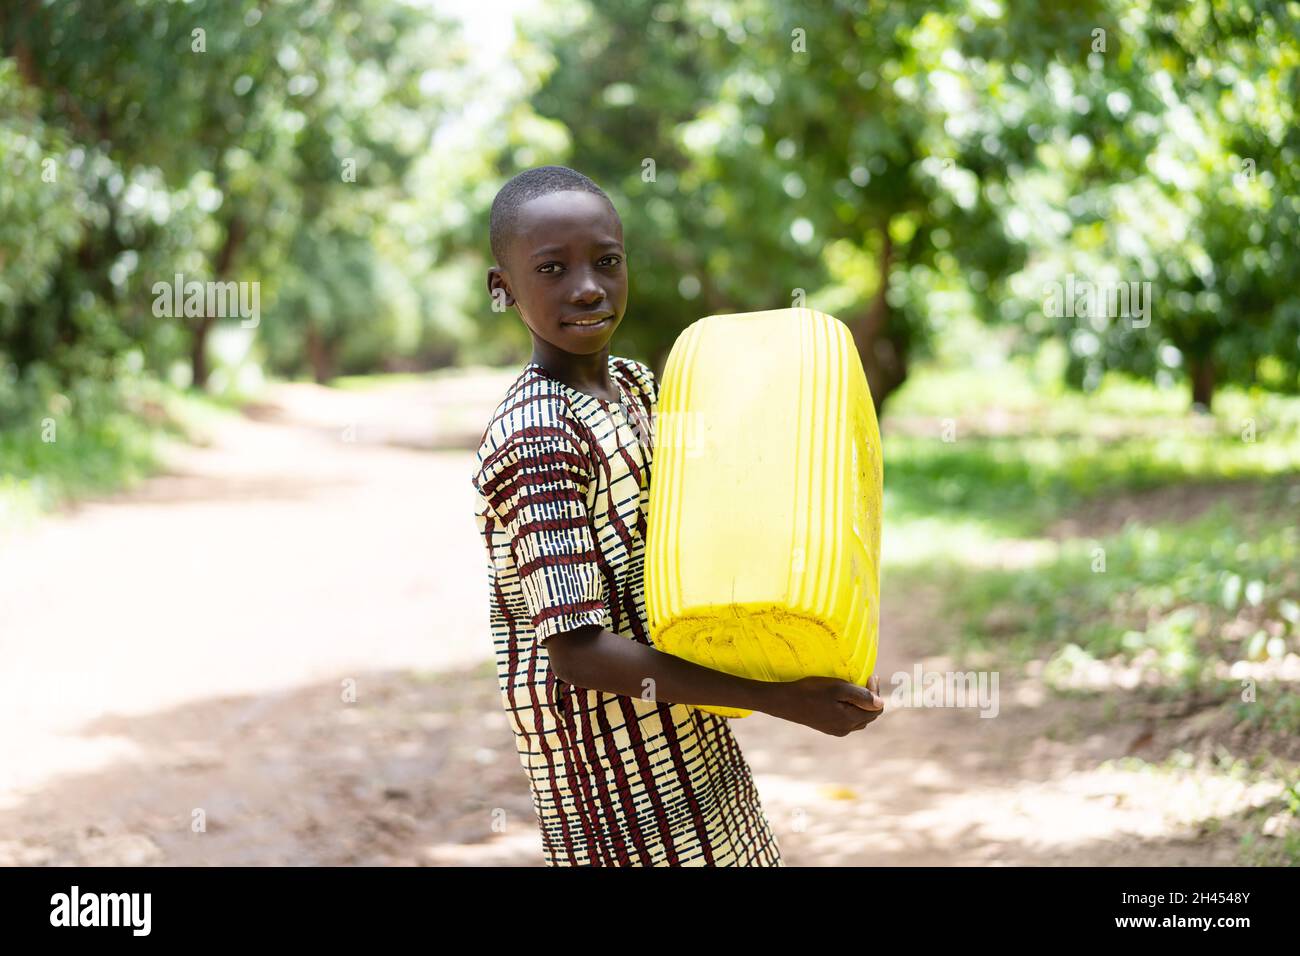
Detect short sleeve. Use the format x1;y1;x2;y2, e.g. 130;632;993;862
472;425;609;645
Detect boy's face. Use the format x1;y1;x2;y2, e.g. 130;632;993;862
487;190;627;356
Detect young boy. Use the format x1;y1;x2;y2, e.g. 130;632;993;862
470;165;884;867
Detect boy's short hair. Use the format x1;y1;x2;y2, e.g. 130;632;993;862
489;165;620;269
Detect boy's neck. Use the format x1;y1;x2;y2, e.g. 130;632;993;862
530;344;616;398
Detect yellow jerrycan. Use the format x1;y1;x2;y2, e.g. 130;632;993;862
645;307;883;718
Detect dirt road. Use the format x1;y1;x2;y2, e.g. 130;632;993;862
0;369;1262;865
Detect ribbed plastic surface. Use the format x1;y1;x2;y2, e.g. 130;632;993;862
645;308;883;718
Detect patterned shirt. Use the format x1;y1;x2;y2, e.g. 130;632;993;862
470;355;783;866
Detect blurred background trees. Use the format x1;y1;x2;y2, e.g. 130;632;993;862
1;0;460;403
1;0;1298;418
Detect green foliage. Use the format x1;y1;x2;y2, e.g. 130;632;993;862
0;364;228;527
462;0;1300;411
0;0;461;391
498;0;1069;401
5;0;1300;409
1004;0;1300;407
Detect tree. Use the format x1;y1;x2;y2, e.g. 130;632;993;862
496;0;1119;410
1;0;457;389
1008;0;1300;410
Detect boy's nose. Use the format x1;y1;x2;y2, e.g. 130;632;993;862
571;280;605;306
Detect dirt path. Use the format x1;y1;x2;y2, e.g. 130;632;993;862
0;370;1267;865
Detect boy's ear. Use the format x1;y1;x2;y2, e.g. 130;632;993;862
486;266;515;311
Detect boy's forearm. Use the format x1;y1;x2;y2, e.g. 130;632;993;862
552;628;778;714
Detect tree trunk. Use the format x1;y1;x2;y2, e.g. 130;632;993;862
849;226;907;414
306;324;334;384
1187;354;1215;412
191;315;215;389
191;214;247;389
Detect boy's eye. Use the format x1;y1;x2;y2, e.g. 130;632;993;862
537;256;622;274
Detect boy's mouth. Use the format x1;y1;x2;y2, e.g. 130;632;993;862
563;311;614;329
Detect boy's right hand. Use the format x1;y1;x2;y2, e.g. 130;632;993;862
763;674;884;736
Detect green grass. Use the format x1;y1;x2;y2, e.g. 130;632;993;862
888;352;1300;429
0;376;232;529
943;493;1299;686
1234;684;1300;735
1239;777;1300;865
882;361;1300;567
